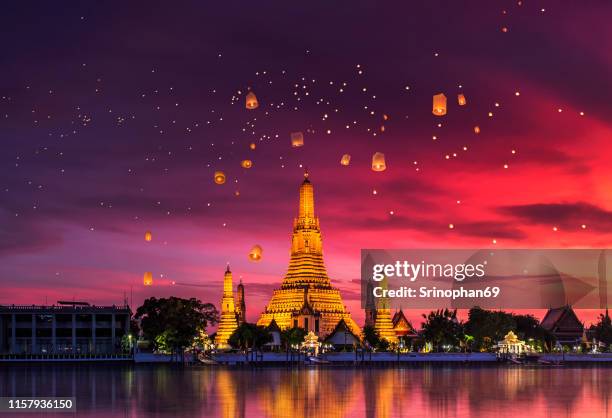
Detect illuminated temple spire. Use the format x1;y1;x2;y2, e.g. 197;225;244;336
373;277;398;344
257;172;360;337
215;265;239;349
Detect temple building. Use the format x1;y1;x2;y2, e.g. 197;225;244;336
374;308;398;344
214;266;239;349
236;279;246;325
372;277;398;344
324;318;361;351
541;305;584;346
392;309;418;339
257;172;360;337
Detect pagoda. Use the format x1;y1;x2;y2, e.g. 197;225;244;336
257;171;360;337
214;265;239;349
373;277;398;344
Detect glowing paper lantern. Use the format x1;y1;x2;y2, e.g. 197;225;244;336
372;152;386;172
457;94;467;106
473;126;481;134
340;154;351;166
214;171;226;185
144;231;152;242
241;160;253;169
143;272;153;286
291;132;304;147
248;245;263;262
383;114;389;121
432;93;447;116
245;92;259;109
380;125;385;132
249;142;256;150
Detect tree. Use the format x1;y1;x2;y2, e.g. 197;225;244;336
280;327;307;350
421;309;463;352
362;325;389;351
593;310;612;346
514;313;555;351
134;297;219;354
462;334;475;352
465;307;555;352
464;307;515;351
229;323;271;350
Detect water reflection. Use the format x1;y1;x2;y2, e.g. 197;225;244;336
0;364;610;417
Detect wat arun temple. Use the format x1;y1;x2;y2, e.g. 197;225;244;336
256;172;361;337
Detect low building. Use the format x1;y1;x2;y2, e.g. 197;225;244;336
541;305;584;346
264;319;282;351
324;319;361;351
497;331;529;355
0;302;131;355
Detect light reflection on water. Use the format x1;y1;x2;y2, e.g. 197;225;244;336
1;364;611;417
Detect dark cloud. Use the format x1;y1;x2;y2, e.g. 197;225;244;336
499;202;612;229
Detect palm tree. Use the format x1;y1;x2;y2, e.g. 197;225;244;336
421;308;463;352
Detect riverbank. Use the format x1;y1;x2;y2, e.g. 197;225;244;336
2;352;611;364
211;351;612;365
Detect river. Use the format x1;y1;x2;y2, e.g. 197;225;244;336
1;364;610;417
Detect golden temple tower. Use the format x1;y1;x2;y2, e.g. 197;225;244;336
215;265;239;349
257;171;361;337
374;277;398;344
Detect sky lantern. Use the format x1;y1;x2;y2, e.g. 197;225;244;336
291;132;304;147
340;154;351;166
372;152;386;172
457;94;467;106
143;272;153;286
249;142;256;150
432;93;447;116
214;171;226;184
474;126;481;134
241;159;253;169
383;114;389;121
245;91;258;109
248;245;263;262
144;231;152;242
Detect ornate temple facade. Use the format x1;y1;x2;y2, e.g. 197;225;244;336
215;266;239;348
257;172;360;337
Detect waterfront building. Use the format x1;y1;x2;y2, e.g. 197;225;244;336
497;330;529;354
236;279;246;325
374;308;398;344
392;309;419;338
264;319;282;350
301;331;320;355
372;277;398;344
214;266;239;349
0;302;131;354
324;318;361;351
541;305;584;346
257;172;360;337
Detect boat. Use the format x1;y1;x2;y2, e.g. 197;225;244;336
198;354;218;365
305;356;330;365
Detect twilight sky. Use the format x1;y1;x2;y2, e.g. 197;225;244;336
1;2;611;328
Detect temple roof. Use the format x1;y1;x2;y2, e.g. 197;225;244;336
541;305;583;331
324;319;361;342
266;318;281;333
392;309;410;328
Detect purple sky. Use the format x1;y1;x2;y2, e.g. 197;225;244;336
1;2;612;328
